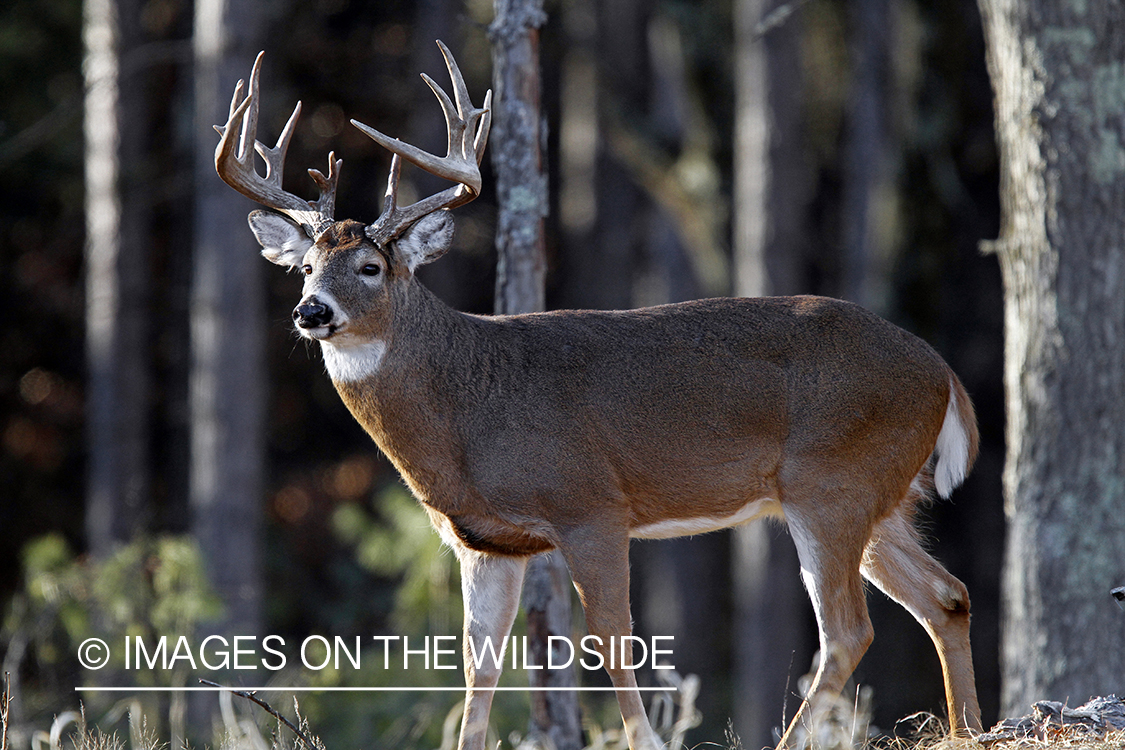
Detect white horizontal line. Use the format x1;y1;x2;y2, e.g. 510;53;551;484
75;686;673;693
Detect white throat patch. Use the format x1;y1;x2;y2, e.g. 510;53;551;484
321;339;387;383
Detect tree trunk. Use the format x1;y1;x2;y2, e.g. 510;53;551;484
977;0;1125;717
490;0;549;316
83;0;151;558
490;3;583;748
190;0;266;639
730;1;814;746
633;12;729;741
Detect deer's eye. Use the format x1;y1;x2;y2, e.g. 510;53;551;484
361;263;381;277
301;264;313;276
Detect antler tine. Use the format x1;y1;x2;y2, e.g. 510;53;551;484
433;39;490;165
308;152;343;221
254;98;301;188
241;52;263;161
419;72;467;162
214;52;338;238
474;90;492;165
371;154;404;232
436;41;473;118
355;40;491;246
225;77;247;142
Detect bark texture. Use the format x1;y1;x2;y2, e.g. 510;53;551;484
491;0;549;316
191;0;266;638
731;0;814;745
83;0;151;557
491;3;583;748
977;0;1125;716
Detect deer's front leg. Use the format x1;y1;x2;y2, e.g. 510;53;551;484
456;547;528;750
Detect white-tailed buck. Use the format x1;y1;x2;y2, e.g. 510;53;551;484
215;43;982;750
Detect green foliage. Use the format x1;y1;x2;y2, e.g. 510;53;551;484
0;526;703;750
92;537;223;640
19;533;90;649
4;534;223;681
332;483;460;635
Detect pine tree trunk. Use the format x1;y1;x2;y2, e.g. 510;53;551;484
731;1;814;745
83;0;151;557
490;3;583;748
491;0;549;316
977;0;1125;717
190;0;266;639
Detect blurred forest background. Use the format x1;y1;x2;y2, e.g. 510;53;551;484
0;0;1009;748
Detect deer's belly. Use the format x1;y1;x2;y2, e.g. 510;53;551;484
629;496;783;539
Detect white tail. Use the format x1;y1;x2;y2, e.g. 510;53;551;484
934;381;975;498
215;44;982;750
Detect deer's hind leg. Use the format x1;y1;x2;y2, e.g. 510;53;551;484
860;503;982;735
777;495;876;747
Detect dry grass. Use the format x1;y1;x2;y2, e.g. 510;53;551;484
2;666;1121;750
0;671;699;750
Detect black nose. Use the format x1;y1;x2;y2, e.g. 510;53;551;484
293;298;333;329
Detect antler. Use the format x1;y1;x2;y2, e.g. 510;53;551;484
353;40;491;247
214;52;342;239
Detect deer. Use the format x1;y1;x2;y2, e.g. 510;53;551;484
214;42;982;750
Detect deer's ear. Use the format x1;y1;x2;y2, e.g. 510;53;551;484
396;211;454;271
249;210;314;267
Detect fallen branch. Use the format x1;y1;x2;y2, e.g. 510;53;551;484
198;680;318;750
980;696;1125;746
2;672;10;750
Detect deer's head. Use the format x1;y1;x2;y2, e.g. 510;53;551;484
214;42;490;351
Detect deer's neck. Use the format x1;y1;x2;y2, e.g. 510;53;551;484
328;281;494;512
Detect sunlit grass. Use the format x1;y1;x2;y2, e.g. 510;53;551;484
4;667;1122;750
